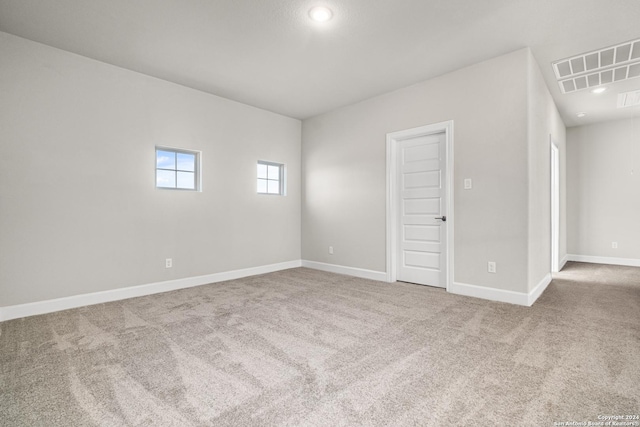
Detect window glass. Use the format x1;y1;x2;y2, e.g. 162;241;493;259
177;171;195;189
156;169;176;188
268;165;279;179
157;150;176;169
156;147;199;191
177;153;195;172
257;179;267;193
257;163;268;179
267;180;280;194
257;161;284;195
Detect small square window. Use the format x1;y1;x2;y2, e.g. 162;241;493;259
257;161;284;195
156;147;200;191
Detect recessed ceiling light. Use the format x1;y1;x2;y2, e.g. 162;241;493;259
309;6;332;22
576;112;587;118
591;87;607;94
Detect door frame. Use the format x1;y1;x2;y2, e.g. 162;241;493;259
550;138;560;273
386;120;454;290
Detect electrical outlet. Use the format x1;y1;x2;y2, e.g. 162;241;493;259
612;242;618;249
329;246;334;255
488;261;496;273
166;258;172;268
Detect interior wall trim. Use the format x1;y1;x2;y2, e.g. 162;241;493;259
0;260;303;322
301;260;387;282
2;258;563;322
303;260;553;307
386;120;455;289
528;273;552;306
566;254;640;267
449;273;551;307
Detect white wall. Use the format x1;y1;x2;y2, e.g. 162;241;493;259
567;118;640;263
0;33;570;310
0;32;301;307
526;51;567;289
302;49;536;293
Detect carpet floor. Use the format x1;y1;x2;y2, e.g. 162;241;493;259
1;262;639;426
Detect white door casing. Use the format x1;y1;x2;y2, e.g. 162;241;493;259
386;121;454;289
551;138;560;273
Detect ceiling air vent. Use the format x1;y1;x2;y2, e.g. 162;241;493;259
552;39;640;94
617;89;640;108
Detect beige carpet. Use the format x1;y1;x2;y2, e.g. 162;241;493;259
1;262;639;426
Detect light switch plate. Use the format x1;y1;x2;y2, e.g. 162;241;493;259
464;178;472;190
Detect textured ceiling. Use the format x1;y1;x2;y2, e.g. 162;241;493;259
1;0;639;125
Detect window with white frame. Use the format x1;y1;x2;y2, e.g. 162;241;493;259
156;147;200;191
257;161;284;195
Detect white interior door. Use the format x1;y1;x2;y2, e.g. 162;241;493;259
396;132;446;287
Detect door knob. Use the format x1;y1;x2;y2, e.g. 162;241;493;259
435;216;446;222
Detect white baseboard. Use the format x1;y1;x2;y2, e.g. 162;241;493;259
559;254;569;270
301;260;387;282
449;281;529;306
0;260;302;322
449;273;551;307
528;273;552;306
300;258;553;307
567;254;640;267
